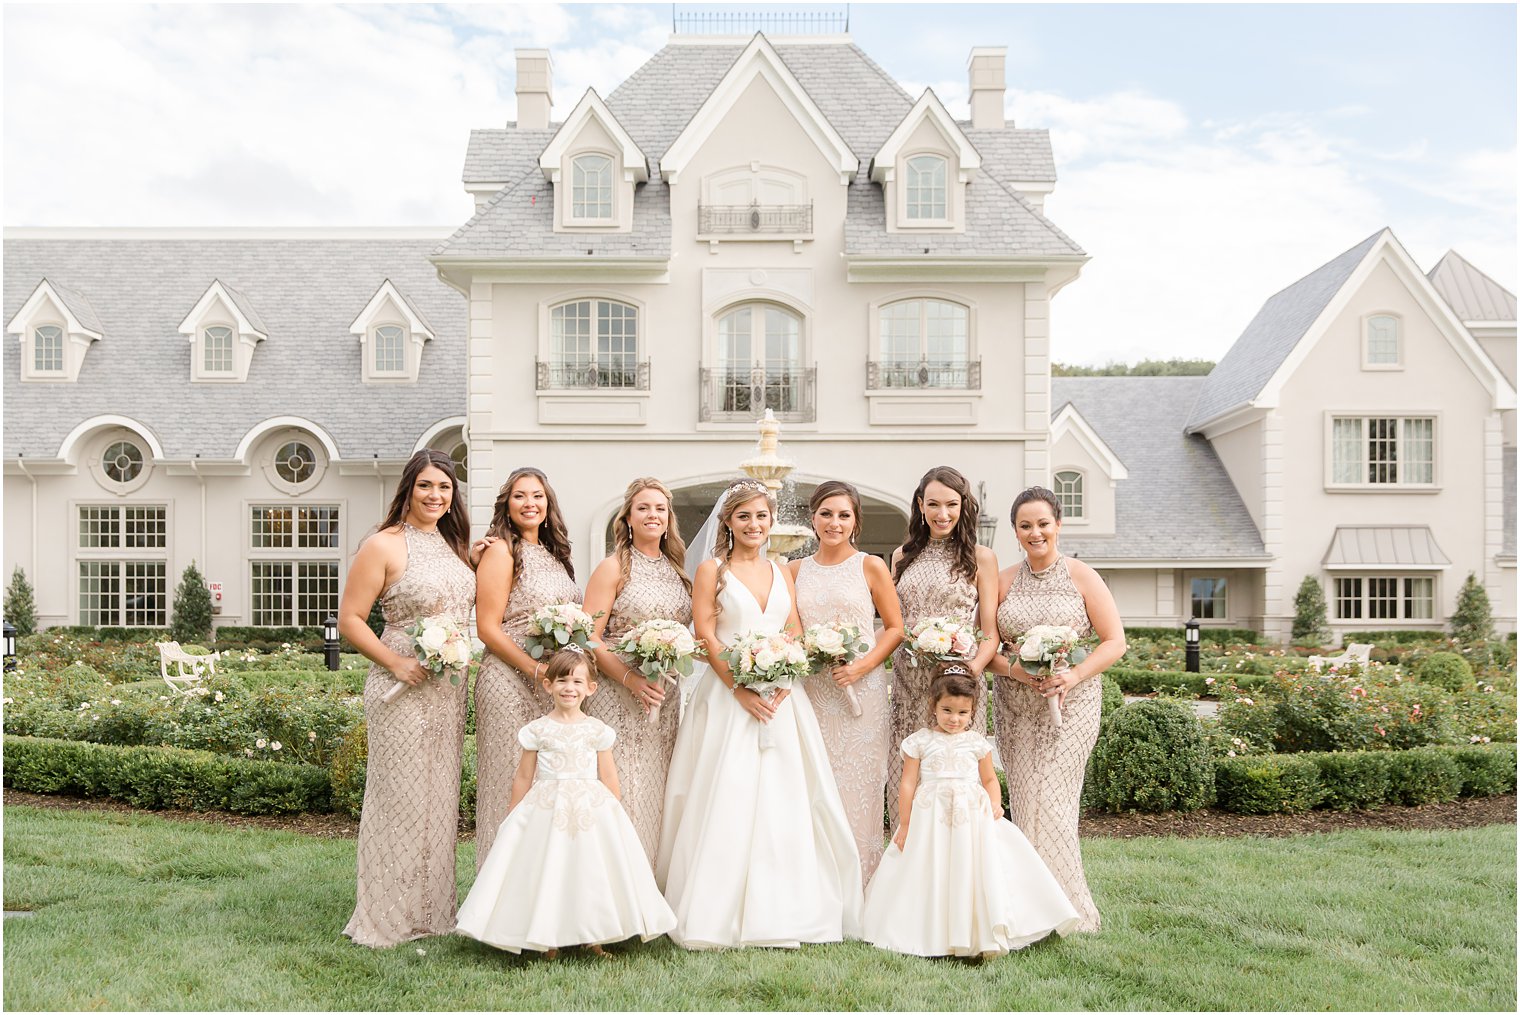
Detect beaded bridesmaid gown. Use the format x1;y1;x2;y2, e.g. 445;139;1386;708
584;550;692;864
344;524;475;947
473;540;581;871
888;538;982;830
994;556;1102;932
795;552;891;884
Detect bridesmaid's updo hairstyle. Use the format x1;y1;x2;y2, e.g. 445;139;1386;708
895;465;980;587
612;477;692;598
378;449;472;565
542;645;598;684
712;478;776;620
808;480;863;546
928;666;982;724
1010;486;1062;525
488;466;576;581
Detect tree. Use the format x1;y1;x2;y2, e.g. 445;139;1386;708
4;567;37;636
1450;572;1494;644
170;560;214;644
1292;576;1329;645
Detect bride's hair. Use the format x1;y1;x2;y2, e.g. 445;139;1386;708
927;668;981;727
487;467;575;581
611;477;692;599
711;478;775;620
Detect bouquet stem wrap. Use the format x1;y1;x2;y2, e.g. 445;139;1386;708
645;670;680;725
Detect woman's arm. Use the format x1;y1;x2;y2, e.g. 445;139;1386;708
584;557;663;710
475;542;543;680
694;561;776;723
979;753;1004;819
832;556;904;687
969;546;1001;676
892;755;920;850
337;531;429;686
1043;560;1127;699
597;749;621;800
506;749;537;812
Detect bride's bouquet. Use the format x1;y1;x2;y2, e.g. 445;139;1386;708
524;603;602;661
1013;624;1089;727
616;618;699;724
383;614;475;703
906;616;985;664
720;630;810;749
802;622;871;717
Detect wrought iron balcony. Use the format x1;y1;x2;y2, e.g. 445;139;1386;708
535;359;650;391
698;201;813;236
699;367;816;423
866;359;982;390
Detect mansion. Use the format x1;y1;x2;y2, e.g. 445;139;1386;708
4;32;1515;642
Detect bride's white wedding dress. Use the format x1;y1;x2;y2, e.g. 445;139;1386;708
655;560;864;949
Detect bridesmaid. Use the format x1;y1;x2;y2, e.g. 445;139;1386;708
473;466;581;871
339;449;476;947
583;477;693;864
990;486;1126;933
788;480;903;885
886;466;998;830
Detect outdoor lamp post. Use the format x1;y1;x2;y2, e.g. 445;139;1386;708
323;616;340;671
1185;617;1201;673
3;621;16;673
976;481;997;547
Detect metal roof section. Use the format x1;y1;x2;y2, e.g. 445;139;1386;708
1321;526;1452;569
1428;249;1517;324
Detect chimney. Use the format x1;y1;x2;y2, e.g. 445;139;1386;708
968;47;1006;130
515;49;553;130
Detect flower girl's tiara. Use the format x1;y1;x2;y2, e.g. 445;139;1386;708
939;662;972;677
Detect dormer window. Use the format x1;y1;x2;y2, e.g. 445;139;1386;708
178;280;267;383
906;155;947;220
349;280;434;383
372;325;407;375
33;325;64;373
571;154;613;221
1364;314;1402;369
202;325;235;375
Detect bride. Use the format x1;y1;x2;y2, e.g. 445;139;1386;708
656;478;864;949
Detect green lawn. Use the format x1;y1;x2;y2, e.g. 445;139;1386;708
3;805;1514;1011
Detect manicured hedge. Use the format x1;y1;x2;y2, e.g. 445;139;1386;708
1106;666;1271;697
2;735;332;815
1087;700;1213;813
1124;626;1261;645
1214;754;1321;814
1340;630;1450;646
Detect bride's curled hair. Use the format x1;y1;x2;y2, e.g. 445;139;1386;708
711;478;775;619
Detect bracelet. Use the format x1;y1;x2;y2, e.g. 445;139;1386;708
622;668;636;687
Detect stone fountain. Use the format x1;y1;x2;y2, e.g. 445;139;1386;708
739;409;813;562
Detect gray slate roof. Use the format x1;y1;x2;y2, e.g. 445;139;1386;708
219;280;268;335
437;40;1079;260
1186;230;1382;431
27;278;105;335
1428;249;1517;323
1052;376;1267;561
4;234;465;460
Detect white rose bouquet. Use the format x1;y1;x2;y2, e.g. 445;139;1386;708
1013;624;1089;727
720;630;810;749
524;603;602;660
616;618;699;725
384;614;475;703
907;616;985;664
802;622;871;718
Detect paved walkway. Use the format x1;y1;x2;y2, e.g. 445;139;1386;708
1125;695;1220;718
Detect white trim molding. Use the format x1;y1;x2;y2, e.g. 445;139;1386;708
177;279;267;383
349;279;434;383
870;88;981;185
233;416;342;464
7;278;104;382
56;413;166;463
1051;403;1129;480
540;89;648;186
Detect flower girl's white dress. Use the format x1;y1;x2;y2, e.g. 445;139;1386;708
863;728;1080;957
656;560;864;949
455;715;675;953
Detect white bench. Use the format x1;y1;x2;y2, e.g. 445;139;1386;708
157;641;221;693
1308;643;1373;672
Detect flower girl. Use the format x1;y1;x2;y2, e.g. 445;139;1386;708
454;648;676;956
862;665;1080;958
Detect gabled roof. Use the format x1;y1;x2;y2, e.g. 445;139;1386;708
539;89;649;184
1428;249;1517;324
1051;401;1128;479
5;278;104;339
870;88;981;183
659;34;858;185
1187;229;1517;432
1052;376;1266;562
348;279;436;340
177;279;269;340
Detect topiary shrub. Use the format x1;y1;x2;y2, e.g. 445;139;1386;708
1292;576;1329;645
1417;652;1474;692
1086;700;1213;813
1450;572;1494;645
170;561;214;645
1100;674;1123;718
1384;747;1463;806
1311;751;1392;810
1214;754;1321;814
329;719;368;819
1448;742;1517;797
5;566;38;636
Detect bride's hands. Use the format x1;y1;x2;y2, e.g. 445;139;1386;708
733;685;789;722
892;822;908;850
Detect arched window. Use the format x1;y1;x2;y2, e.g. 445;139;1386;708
203;325;234;374
875;298;972;387
33;325;64;373
905;155;947;219
713;303;807;419
1054;470;1084;520
449;440;469;484
373;324;406;374
571;154;613;220
547;299;639;388
1366;314;1400;366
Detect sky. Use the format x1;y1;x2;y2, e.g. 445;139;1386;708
3;2;1515;366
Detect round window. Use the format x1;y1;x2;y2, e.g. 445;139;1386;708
275;441;316;485
450;441;469;484
103;441;144;483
